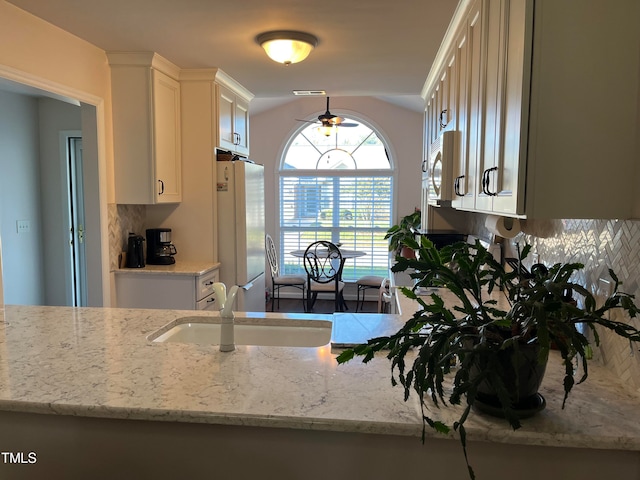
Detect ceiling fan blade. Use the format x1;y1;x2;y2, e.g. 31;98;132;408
296;118;320;124
329;116;358;127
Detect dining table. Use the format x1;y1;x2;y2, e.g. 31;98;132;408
289;246;367;311
288;247;367;263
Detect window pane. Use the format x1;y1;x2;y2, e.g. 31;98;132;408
279;175;391;281
284;120;390;171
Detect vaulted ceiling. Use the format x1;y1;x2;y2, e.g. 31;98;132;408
8;0;459;113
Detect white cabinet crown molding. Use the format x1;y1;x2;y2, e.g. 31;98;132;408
179;68;254;103
106;52;181;80
421;0;473;100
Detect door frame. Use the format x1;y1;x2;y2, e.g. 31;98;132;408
0;65;110;307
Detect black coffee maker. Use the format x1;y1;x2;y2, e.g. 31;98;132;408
146;228;177;265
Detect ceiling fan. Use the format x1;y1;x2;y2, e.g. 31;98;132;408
297;97;359;134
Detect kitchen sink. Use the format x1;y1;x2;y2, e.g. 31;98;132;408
148;315;333;348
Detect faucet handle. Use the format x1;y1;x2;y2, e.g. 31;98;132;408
212;283;227;311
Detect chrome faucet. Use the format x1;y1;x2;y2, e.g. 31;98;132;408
212;283;238;352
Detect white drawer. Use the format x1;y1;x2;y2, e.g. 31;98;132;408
196;270;219;301
197;293;218;310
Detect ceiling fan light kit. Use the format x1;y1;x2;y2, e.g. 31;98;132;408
318;124;336;137
256;31;318;65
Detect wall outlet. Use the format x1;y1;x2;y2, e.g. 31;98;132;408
16;220;31;234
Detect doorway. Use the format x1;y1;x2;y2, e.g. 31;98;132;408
0;77;106;307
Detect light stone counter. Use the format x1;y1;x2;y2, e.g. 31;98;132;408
0;305;420;437
113;261;220;276
0;303;639;455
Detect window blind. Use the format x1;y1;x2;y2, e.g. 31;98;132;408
279;175;392;281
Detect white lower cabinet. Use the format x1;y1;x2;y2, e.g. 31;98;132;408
115;268;219;311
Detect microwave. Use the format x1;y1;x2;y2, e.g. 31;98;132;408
427;130;458;206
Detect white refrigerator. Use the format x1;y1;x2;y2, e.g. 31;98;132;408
216;160;266;312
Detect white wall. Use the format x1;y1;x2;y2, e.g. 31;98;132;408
249;97;424;241
0;92;85;306
0;234;3;308
0;91;44;304
0;1;114;305
38;97;81;305
80;103;105;306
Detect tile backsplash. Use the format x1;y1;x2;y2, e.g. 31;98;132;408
108;204;146;270
467;213;640;394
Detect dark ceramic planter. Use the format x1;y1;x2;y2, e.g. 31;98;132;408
471;343;548;419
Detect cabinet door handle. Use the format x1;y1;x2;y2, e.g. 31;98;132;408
439;109;449;129
454;175;465;197
158;179;165;195
482;167;498;196
204;281;214;286
421;159;428;173
481;169;488;195
233;132;241;146
207;297;216;303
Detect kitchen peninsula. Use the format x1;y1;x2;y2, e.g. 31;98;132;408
0;303;638;479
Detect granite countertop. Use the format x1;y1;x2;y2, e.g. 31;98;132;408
114;261;221;276
0;303;639;453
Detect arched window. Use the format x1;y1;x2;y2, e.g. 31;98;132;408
278;115;394;282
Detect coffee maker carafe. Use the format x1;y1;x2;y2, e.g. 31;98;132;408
146;228;177;265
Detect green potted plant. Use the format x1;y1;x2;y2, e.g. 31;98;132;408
384;209;421;258
337;238;640;479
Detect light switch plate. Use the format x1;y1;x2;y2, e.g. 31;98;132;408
16;220;30;234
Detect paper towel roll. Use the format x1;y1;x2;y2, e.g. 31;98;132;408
485;215;521;238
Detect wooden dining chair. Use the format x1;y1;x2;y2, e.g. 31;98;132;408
265;234;306;312
303;240;345;312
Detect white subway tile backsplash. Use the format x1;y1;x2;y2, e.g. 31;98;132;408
468;214;640;392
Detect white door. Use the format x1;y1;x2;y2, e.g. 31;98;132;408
68;137;88;306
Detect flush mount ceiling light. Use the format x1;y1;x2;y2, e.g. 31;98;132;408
256;31;318;66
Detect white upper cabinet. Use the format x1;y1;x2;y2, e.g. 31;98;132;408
108;52;182;204
423;0;640;219
215;72;252;156
453;0;481;211
179;68;253;157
